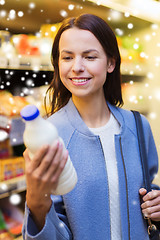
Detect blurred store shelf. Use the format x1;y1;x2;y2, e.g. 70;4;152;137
121;62;147;77
0;175;26;199
15;236;23;240
0;55;53;71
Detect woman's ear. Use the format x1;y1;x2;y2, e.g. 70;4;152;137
107;58;116;73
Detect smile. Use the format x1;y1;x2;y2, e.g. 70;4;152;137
70;78;91;83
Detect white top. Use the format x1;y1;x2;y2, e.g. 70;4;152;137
89;113;122;240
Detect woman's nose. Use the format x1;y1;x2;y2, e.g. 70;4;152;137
72;58;85;73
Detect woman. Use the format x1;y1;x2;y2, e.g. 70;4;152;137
22;14;160;240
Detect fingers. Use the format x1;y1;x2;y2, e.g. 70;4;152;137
41;141;68;182
35;140;60;178
142;190;160;202
25;139;68;185
23;145;50;169
139;188;147;197
142;204;160;219
24;138;69;199
24;140;60;176
140;189;160;221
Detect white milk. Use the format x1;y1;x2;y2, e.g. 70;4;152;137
20;104;77;195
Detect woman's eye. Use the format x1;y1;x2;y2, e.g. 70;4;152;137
62;56;72;60
85;56;97;60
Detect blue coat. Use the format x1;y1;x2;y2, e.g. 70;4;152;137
22;98;159;240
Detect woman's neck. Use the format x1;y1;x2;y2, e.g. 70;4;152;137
72;95;110;128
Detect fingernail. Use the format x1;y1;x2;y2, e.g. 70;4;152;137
139;188;147;194
59;141;63;149
57;140;59;147
52;140;59;147
139;189;144;194
143;213;148;218
64;149;68;158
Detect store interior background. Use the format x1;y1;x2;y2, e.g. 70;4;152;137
0;0;160;238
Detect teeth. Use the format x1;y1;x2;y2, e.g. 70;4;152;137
71;79;88;83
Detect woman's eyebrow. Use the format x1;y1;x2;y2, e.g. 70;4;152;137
83;49;99;54
60;50;72;54
60;49;99;54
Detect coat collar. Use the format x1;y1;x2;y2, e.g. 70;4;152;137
65;98;125;136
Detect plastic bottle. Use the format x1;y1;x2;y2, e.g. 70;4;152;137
20;104;77;195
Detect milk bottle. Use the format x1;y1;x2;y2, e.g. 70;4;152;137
20;104;77;195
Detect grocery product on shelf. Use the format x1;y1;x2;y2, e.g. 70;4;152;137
17;34;39;56
0;91;29;117
0;209;14;239
0;39;8;68
0;209;7;232
0;133;12;159
0;30;19;69
0;113;12;159
0;91;28;157
0;199;24;239
0;157;25;182
0;91;26;185
0;30;53;70
1;35;17;59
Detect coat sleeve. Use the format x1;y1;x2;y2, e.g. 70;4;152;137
22;195;73;240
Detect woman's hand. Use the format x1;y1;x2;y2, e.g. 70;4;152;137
23;139;68;229
139;188;160;221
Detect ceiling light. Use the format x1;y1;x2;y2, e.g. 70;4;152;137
9;9;16;20
68;4;74;10
127;23;134;29
29;2;36;9
18;11;24;17
96;1;101;6
60;10;68;18
0;10;7;17
0;0;5;5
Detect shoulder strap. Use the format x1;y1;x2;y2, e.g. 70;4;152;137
131;110;151;192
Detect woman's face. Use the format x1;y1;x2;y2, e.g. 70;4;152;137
58;27;115;100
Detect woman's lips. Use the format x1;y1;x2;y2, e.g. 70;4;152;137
69;78;91;85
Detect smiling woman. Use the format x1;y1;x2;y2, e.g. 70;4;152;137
1;1;160;239
21;13;160;240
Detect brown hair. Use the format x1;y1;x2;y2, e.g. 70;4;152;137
45;13;123;115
